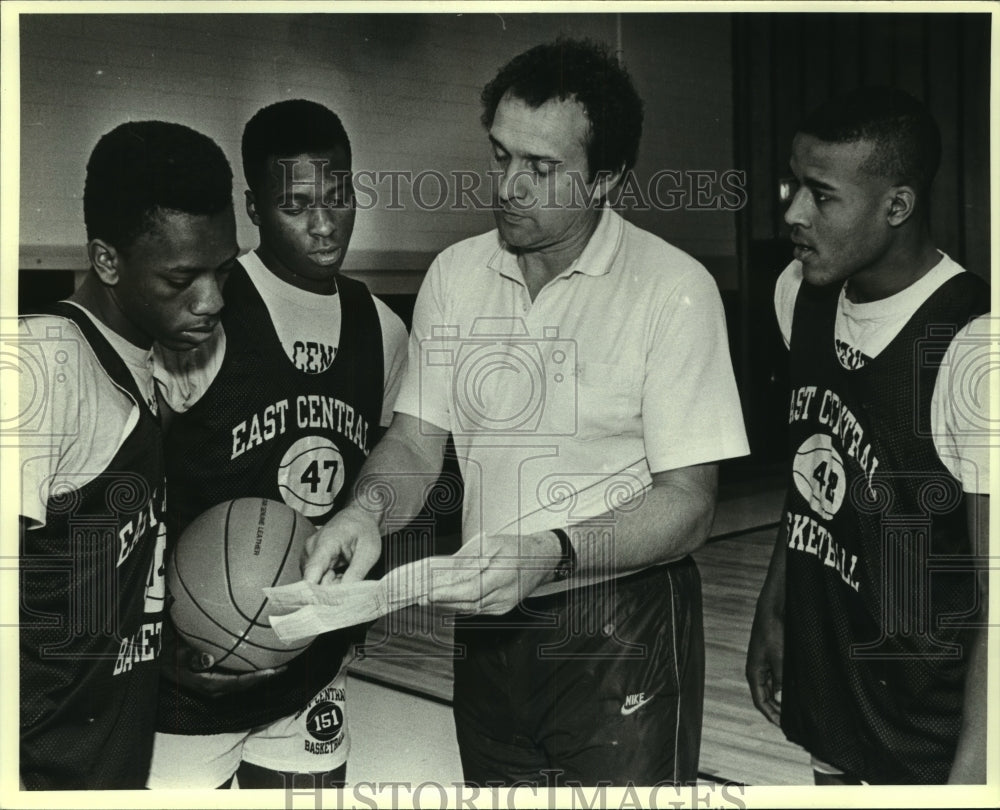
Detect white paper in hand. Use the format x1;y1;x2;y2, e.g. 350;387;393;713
266;555;481;642
265;580;386;642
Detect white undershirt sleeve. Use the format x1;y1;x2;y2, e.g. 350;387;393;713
18;316;134;528
773;261;803;349
393;255;453;433
930;314;995;495
373;298;409;428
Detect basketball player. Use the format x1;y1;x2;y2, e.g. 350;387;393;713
746;87;990;784
148;100;407;789
303;39;749;785
17;121;238;789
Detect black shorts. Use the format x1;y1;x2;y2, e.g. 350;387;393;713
452;557;704;787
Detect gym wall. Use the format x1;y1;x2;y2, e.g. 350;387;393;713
17;12;738;302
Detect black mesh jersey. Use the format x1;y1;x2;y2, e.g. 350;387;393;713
780;272;989;783
20;303;166;789
158;264;383;734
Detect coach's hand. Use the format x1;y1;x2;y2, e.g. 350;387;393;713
746;601;784;726
423;532;561;615
161;624;286;697
302;504;382;586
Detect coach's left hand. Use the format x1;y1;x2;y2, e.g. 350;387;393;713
422;531;562;615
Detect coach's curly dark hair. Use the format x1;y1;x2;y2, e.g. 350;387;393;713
84;120;233;251
481;38;644;183
242;99;352;194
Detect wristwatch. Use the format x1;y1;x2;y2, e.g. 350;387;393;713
551;528;577;582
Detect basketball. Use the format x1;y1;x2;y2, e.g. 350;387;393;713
166;497;317;671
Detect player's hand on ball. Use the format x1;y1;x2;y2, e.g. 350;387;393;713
161;624;286;697
302;504;382;585
423;532;561;615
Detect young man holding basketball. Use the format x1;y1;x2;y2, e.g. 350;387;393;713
746;87;991;784
17;121;238;789
148;99;407;789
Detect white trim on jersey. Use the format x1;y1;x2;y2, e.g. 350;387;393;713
774;256;991;494
154;249;408;427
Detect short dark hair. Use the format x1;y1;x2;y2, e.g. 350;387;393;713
481;38;644;182
799;86;942;196
241;99;352;193
84;120;233;250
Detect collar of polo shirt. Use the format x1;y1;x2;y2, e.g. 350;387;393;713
488;203;625;283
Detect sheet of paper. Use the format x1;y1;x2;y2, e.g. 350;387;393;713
267;466;650;642
265;554;488;642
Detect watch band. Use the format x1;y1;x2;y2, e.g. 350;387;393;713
551;528;576;581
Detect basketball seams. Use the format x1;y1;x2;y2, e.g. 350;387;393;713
171;630;259;669
169;497;314;672
271;511;302;589
172;545;242;638
225;499;299;624
171;546;255;665
223;508;306;648
219;500;295;666
171;550;310;663
223;499;258;625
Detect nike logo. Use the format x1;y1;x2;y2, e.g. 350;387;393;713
620;692;653;715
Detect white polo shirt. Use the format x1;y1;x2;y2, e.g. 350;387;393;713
394;207;749;580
